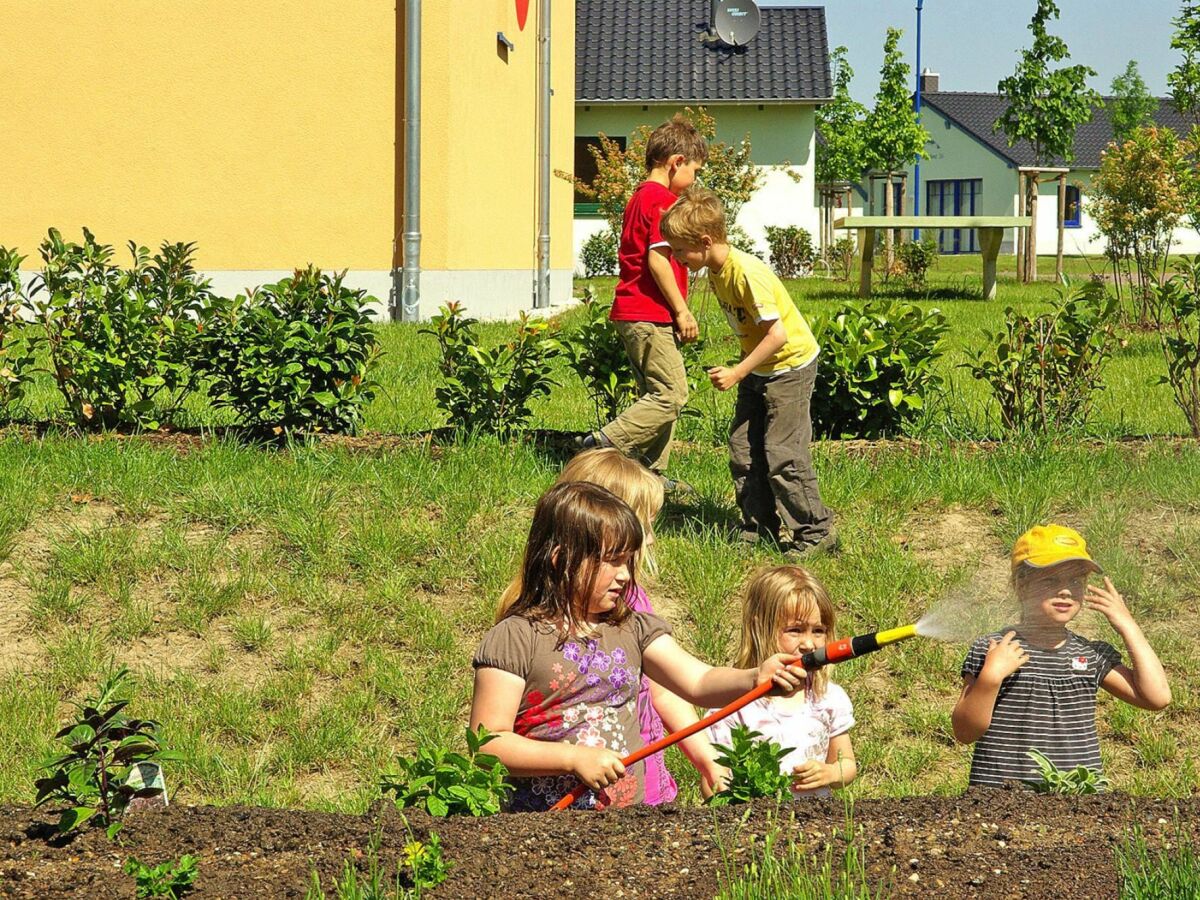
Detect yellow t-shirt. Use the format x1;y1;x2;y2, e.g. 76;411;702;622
708;248;819;375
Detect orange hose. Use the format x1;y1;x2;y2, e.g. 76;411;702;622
549;675;782;812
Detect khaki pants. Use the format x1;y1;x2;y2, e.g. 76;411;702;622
729;362;832;545
601;321;688;473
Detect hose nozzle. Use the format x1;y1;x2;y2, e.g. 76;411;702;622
800;623;917;670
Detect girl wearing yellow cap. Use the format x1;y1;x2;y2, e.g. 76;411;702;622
951;524;1171;789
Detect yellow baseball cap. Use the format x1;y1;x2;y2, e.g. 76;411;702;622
1011;524;1101;573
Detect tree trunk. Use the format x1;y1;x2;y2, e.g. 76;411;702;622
1028;173;1039;283
1017;171;1027;283
1056;172;1066;284
883;172;895;273
899;172;908;244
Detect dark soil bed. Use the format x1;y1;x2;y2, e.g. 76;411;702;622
2;792;1197;898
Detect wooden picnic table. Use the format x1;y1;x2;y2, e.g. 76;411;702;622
834;215;1032;300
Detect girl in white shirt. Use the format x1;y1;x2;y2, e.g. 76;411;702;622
707;566;857;797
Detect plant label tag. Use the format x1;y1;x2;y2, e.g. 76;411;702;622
125;761;169;812
1071;655;1089;671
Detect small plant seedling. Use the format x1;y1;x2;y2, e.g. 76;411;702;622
305;828;450;899
708;725;794;807
1025;749;1111;795
34;666;179;838
123;855;198;899
380;725;513;817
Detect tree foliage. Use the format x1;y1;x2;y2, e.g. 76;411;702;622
1110;60;1157;144
1170;2;1200;123
863;28;928;174
816;46;868;185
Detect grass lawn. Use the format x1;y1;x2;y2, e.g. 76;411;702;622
0;253;1196;814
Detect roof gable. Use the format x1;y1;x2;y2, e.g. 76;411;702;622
922;92;1192;168
576;2;831;104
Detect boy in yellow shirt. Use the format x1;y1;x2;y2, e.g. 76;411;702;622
660;188;835;556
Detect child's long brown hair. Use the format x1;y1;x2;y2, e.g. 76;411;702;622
500;481;642;635
735;566;837;699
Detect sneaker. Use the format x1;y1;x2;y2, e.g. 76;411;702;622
782;527;841;561
573;431;613;451
656;473;696;497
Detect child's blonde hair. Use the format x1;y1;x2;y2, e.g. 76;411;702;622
496;449;664;621
735;565;836;698
645;114;709;171
660;186;728;245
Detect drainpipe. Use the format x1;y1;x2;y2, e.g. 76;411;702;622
399;0;422;322
534;0;551;309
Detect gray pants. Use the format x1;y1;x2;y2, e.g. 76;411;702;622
601;321;688;473
729;362;832;546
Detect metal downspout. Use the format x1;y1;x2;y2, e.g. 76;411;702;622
399;0;422;322
534;0;551;309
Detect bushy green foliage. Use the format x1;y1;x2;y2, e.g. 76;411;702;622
124;855;198;899
894;238;939;291
727;225;759;256
864;28;928;175
966;280;1119;433
1110;60;1157;144
826;236;857;282
197;266;381;435
764;226;817;279
422;302;561;437
1116;821;1200;900
580;229;619;278
708;725;793;807
380;725;513;817
811;300;949;438
0;246;39;419
1151;256;1200;437
816;47;869;186
1025;748;1111;794
34;667;177;838
562;288;638;426
28;228;210;430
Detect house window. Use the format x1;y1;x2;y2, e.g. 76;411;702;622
925;178;983;253
574;135;626;216
1064;185;1081;228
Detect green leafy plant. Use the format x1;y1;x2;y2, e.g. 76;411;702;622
0;246;40;420
28;228;210;430
34;666;177;838
826;236;857;282
1025;748;1111;794
579;228;619;279
421;302;561;438
123;855;198;899
966;280;1120;433
563;287;638;426
197;266;381;435
1151;255;1200;436
1116;820;1200;899
811;299;949;439
727;225;759;256
708;725;793;807
894;238;939;292
306;829;450;899
380;725;514;817
764;226;817;279
816;47;869;187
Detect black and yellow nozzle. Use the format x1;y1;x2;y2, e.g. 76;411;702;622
800;624;918;670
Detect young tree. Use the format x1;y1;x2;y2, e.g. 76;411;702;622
1110;60;1157;144
1170;2;1200;124
816;46;868;186
996;0;1100;282
863;27;929;267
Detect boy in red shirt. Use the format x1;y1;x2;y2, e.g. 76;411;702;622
579;116;707;490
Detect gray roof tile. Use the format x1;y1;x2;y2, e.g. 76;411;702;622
576;2;831;103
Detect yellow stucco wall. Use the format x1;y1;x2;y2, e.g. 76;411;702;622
420;0;574;271
1;1;573;275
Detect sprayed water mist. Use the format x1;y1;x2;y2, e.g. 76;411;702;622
913;563;1017;643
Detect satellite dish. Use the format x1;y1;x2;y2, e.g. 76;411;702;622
712;0;761;47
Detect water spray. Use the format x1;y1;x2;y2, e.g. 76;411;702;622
549;624;920;811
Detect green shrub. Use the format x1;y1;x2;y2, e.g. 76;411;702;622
422;302;561;438
965;280;1119;433
580;229;618;278
380;725;513;817
1150;255;1200;437
124;855;198;899
1025;748;1111;794
197;266;381;435
764;226;817;278
727;225;759;256
0;246;39;420
563;288;638;426
811;300;949;438
826;236;856;281
708;725;793;807
894;237;939;291
34;666;178;839
28;228;209;430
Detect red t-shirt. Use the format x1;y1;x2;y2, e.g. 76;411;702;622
611;181;689;323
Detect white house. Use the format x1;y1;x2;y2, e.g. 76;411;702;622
572;1;833;269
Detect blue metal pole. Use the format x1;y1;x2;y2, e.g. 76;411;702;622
913;0;924;240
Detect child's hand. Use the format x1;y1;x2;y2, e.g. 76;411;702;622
791;759;831;792
675;309;699;343
979;630;1029;683
568;745;626;791
707;365;742;391
1085;577;1135;630
699;762;730;798
757;653;806;695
